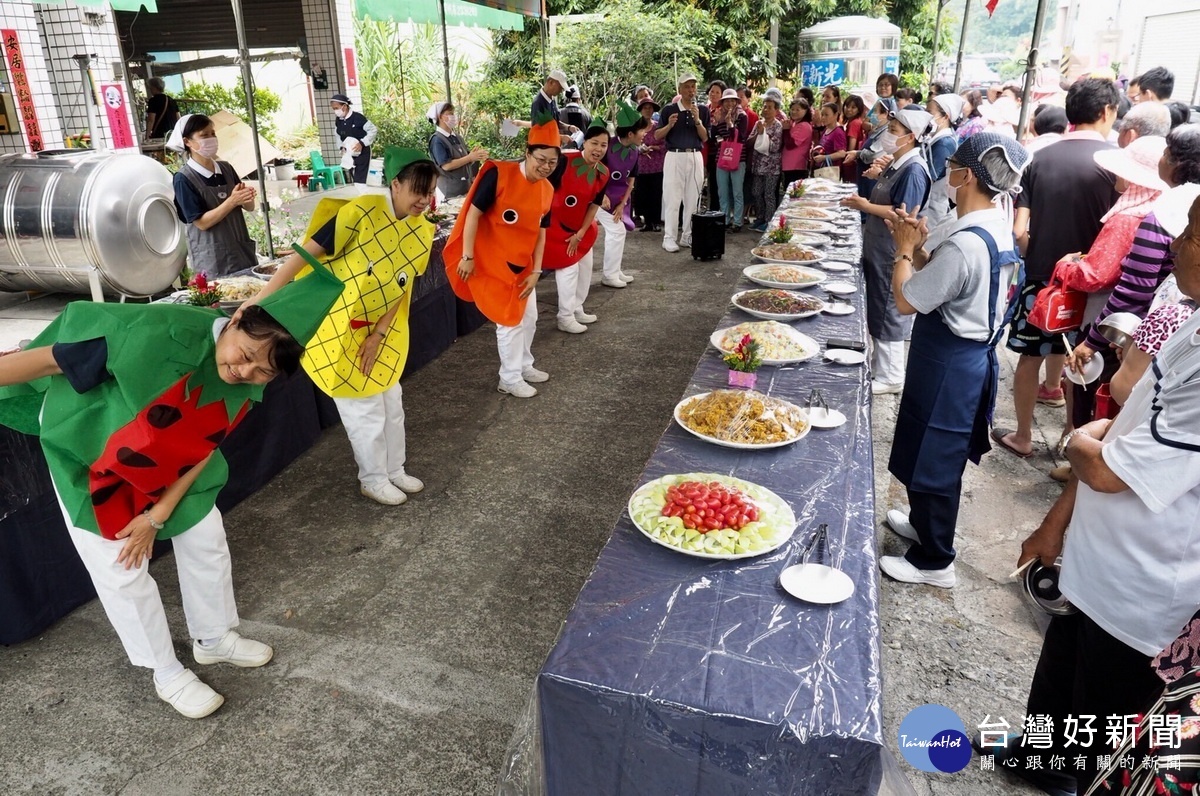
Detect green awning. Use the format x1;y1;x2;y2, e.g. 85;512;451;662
356;0;533;28
32;0;158;10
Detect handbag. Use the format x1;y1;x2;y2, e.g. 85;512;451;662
1028;257;1087;333
753;129;770;155
717;126;743;171
813;156;841;183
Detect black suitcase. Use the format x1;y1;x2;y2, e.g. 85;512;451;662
691;211;725;261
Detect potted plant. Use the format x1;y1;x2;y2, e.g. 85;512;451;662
723;334;763;389
788;180;807;199
185;272;223;307
767;216;793;244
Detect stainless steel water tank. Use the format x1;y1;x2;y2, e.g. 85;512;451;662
0;149;184;297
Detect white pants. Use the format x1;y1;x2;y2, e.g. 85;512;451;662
60;499;237;670
554;252;592;322
662;151;704;246
496;286;537;384
871;339;907;386
333;382;407;489
596;208;626;280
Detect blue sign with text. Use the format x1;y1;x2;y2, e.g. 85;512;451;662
884;56;900;75
802;59;845;88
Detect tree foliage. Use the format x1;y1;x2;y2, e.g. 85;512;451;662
355;17;474;121
178;80;282;140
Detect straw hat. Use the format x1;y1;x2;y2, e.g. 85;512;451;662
1093;135;1169;191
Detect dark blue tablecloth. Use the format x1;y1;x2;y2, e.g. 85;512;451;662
501;218;913;795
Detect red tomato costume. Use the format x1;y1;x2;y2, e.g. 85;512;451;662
541;152;608;270
445;160;554;327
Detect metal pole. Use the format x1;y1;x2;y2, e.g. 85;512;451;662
769;19;779;87
72;54;103;150
952;0;973;93
929;0;945;88
437;0;452;103
540;0;548;75
230;0;273;258
1017;0;1053;141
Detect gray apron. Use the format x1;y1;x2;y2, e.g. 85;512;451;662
863;151;930;341
181;160;257;277
432;133;476;198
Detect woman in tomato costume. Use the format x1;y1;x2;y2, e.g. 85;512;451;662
543;124;609;334
0;269;343;719
445;115;561;398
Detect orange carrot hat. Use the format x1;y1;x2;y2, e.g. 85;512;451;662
528;106;561;148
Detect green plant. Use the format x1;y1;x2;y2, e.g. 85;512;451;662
767;216;793;244
244;194;312;257
723;334;763;373
178;80;283;141
185;272;223;307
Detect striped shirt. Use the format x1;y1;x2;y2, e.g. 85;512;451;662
1085;212;1176;351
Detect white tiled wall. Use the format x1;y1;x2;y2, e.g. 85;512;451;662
35;3;136;150
302;0;361;164
0;2;63;154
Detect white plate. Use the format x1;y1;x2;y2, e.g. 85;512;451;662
819;260;853;273
628;473;797;560
751;246;827;267
780;563;855;604
823;302;855;316
710;322;820;365
1065;355;1104;385
732;290;825;321
807;407;848;428
792;232;832;247
673;391;811;449
781;207;838;221
824;348;866;365
824;281;857;296
780;220;835;234
742;264;828;290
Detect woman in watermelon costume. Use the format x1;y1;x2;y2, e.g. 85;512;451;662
543;124;609;334
0;268;343;719
598;101;650;289
245;148;439;507
445;116;560;399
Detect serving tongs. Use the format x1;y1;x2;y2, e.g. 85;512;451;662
806;388;830;413
780;523;855;603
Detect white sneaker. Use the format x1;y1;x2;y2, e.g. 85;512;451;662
498;379;537;398
521;366;549;383
391;472;424;493
194;630;274;668
871;380;904;395
663;241;680;253
885;510;919;542
557;318;588;334
574;310;597;324
680;238;692;248
618;271;634;283
879;555;956;588
155;669;224;719
360;481;407;505
601;278;626;289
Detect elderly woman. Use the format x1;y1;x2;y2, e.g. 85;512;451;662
881;133;1029;587
748;95;784;231
426;101;487;199
711;88;750;231
841;108;934;393
634;98;665;232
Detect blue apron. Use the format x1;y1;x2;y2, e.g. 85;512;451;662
888;227;1021;496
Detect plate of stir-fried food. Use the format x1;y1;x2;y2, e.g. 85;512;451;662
674;389;811;449
732;289;826;320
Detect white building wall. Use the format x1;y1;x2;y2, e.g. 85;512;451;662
0;2;63;154
302;0;359;164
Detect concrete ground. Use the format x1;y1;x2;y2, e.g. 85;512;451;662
0;222;1067;795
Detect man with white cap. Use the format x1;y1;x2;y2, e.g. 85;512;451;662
533;69;578;148
655;73;710;253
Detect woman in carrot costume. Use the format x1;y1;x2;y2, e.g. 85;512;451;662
445;116;560;398
542;124;609;334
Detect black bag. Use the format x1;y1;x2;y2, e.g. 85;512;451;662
691;211;725;261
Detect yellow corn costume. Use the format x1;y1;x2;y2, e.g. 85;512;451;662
299;194;434;398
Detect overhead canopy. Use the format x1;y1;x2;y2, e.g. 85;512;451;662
114;0;305;53
357;0;526;29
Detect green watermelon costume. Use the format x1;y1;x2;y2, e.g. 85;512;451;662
0;254;343;541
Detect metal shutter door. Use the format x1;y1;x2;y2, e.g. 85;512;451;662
1136;10;1200;104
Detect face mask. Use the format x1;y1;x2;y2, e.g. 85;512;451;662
445;114;458;128
877;132;899;154
196;137;219;158
868;112;882;127
334;107;347;119
946;168;966;206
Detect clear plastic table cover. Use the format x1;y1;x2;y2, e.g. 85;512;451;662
499;209;916;796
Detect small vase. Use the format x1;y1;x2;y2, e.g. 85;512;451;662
727;370;757;389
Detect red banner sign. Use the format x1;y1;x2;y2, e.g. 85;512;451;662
1;29;44;151
344;47;358;87
99;82;135;149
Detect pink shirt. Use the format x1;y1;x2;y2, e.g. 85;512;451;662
781;121;813;172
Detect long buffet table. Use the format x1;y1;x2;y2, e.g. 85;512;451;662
0;233;486;645
500;194;913;795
